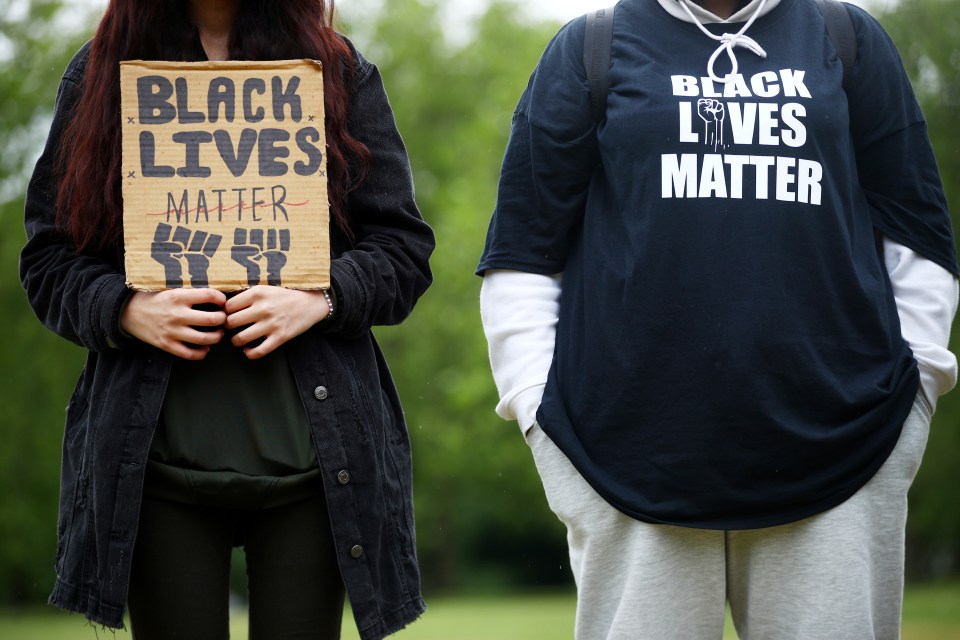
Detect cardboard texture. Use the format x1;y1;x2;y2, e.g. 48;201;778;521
120;59;329;291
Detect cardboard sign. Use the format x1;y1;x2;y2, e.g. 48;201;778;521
120;59;329;291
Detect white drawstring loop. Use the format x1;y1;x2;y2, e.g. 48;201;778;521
706;32;767;82
677;0;770;83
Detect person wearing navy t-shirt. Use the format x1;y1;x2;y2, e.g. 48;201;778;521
478;0;958;637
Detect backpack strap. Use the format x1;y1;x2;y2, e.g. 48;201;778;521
815;0;857;88
583;1;857;121
583;5;616;122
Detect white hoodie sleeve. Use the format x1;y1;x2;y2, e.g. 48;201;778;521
480;269;562;434
883;237;959;411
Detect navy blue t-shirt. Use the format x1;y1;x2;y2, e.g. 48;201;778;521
478;0;957;529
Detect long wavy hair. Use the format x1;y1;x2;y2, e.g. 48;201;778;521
57;0;370;252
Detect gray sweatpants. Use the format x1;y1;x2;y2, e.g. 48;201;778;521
525;394;932;640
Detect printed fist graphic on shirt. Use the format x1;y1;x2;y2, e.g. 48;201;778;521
698;99;725;124
698;99;725;150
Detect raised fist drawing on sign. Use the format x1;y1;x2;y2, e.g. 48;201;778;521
698;98;725;151
231;228;291;286
150;223;223;288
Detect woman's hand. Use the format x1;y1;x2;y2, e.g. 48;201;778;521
224;286;331;360
120;288;227;360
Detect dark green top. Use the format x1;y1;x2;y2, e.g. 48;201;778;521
147;339;321;509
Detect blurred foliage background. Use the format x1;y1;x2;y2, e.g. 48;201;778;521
1;0;958;609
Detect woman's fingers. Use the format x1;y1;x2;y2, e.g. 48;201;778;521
164;342;211;361
122;283;329;360
120;289;227;359
222;286;329;358
241;335;280;361
185;307;228;328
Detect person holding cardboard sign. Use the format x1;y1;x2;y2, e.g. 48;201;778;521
20;1;434;639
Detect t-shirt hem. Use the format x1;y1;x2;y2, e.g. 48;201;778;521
535;397;911;531
476;258;563;277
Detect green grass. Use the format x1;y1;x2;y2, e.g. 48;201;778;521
1;583;958;639
899;582;960;640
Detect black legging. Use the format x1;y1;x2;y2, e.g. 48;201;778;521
128;492;345;640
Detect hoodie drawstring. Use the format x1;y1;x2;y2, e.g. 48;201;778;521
676;0;770;83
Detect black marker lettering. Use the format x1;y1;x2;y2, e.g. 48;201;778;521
258;129;291;177
294;127;323;176
214;128;257;177
140;131;175;177
207;77;235;123
167;190;190;223
172;131;213;178
137;76;176;124
175;77;205;124
271;185;289;221
251;186;264;222
271;75;302;122
243;78;266;123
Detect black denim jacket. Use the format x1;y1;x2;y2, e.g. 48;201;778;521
20;39;434;640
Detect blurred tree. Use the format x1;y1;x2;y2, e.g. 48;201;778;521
343;0;573;591
0;0;91;604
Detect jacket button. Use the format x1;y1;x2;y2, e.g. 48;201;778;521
350;545;364;559
337;470;350;485
314;386;329;400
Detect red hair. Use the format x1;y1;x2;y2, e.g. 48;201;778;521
57;0;369;251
